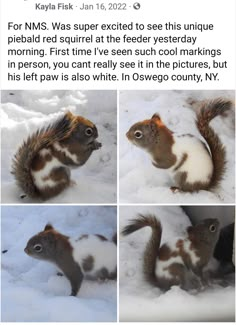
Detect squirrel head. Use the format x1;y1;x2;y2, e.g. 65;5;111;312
24;224;68;261
187;218;220;247
126;114;170;150
64;111;99;146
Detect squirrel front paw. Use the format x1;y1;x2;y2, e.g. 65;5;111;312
70;180;77;187
91;140;102;150
170;186;180;193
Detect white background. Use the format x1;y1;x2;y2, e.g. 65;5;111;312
0;0;235;89
0;0;235;324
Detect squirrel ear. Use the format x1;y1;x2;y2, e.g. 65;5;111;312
44;223;54;231
151;113;161;121
151;114;165;128
65;111;75;120
150;120;158;135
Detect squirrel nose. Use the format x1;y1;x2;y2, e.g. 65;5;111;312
126;131;131;140
24;247;29;254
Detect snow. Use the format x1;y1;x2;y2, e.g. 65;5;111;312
119;206;235;322
1;205;117;322
119;90;235;203
1;90;117;203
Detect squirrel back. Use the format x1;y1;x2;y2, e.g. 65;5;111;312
25;224;117;295
12;112;101;200
122;215;220;291
196;98;232;189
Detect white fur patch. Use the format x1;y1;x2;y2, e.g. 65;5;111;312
171;136;213;184
70;235;117;276
53;142;79;164
39;148;51;157
31;156;65;189
155;255;184;279
183;239;200;266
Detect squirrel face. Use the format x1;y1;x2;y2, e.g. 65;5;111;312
58;112;99;147
24;224;62;261
69;118;99;147
126;114;164;150
187;218;220;246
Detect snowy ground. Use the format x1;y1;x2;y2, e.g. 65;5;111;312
1;206;117;322
1;90;117;203
119;90;235;203
119;206;235;322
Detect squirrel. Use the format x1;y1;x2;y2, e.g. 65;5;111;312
122;214;220;291
24;224;117;296
126;98;232;192
12;111;102;200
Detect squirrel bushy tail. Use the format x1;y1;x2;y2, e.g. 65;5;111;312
122;214;162;286
11;113;78;198
196;98;232;189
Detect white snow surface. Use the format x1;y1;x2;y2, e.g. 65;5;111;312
119;90;235;203
1;206;117;322
119;206;235;322
1;90;117;203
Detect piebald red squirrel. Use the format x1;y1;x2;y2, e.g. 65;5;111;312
12;111;102;200
24;224;117;296
126;98;232;192
122;215;220;291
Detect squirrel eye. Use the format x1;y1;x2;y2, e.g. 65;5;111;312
134;130;143;139
209;225;216;232
85;127;93;136
33;244;42;252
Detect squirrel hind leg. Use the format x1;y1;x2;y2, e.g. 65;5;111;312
167;263;202;291
174;171;210;192
38;166;71;200
96;267;117;281
184;271;203;291
154;264;185;291
167;263;187;288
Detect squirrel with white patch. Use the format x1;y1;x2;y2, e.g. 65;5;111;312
122;215;220;291
24;224;117;296
126;98;232;192
12;111;102;200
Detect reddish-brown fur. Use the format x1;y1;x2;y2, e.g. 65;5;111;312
126;98;232;192
25;224;117;296
12;111;101;200
122;215;220;291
